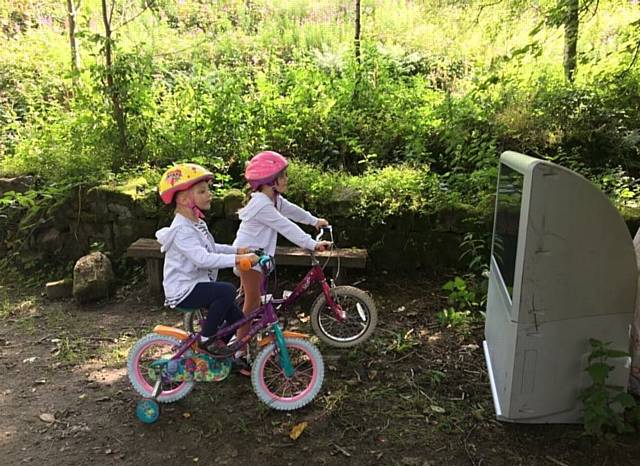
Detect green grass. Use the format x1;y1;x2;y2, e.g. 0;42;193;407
52;335;91;366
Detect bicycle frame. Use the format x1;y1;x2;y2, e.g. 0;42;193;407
157;257;302;378
163;227;345;378
273;263;347;322
153;301;298;378
265;225;346;322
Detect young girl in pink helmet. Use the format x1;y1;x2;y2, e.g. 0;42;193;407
232;151;331;363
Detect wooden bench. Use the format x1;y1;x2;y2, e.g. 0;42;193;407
126;238;368;297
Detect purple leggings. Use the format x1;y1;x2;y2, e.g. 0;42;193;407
177;282;243;338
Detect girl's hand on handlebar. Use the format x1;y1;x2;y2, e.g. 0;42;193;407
314;240;332;252
315;218;329;230
236;253;260;271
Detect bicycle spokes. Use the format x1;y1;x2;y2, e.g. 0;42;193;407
261;346;315;397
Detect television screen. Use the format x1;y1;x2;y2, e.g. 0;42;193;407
492;163;523;299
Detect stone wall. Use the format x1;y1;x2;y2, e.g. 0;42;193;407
0;181;491;274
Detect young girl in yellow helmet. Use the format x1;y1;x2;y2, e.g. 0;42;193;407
156;163;258;356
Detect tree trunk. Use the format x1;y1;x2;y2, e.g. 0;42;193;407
66;0;80;76
354;0;361;65
100;0;129;164
563;0;579;82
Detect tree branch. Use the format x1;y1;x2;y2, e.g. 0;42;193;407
108;0;116;25
618;40;640;79
579;0;599;22
473;0;504;25
113;3;151;32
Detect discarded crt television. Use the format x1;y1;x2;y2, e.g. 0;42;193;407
483;150;636;423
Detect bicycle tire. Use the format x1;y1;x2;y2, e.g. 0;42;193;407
251;338;324;411
310;285;377;348
127;334;194;403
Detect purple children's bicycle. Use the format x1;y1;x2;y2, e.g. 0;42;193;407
183;226;378;348
126;253;325;423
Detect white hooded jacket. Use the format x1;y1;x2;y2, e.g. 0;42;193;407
156;213;237;307
232;193;318;259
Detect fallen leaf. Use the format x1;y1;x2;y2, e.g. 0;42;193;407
430;405;446;414
289;421;308;440
182;412;192;419
22;357;38;364
39;413;55;424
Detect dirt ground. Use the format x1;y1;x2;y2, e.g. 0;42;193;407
1;270;639;466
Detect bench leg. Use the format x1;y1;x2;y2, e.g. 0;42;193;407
330;267;349;285
146;258;164;301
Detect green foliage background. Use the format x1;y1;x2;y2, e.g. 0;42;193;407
1;0;640;217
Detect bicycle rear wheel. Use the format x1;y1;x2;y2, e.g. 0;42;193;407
127;334;194;403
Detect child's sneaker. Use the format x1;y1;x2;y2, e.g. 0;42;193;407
198;338;233;357
231;355;251;377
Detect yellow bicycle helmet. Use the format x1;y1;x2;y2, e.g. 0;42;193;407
158;163;213;205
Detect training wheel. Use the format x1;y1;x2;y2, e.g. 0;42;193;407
136;398;160;424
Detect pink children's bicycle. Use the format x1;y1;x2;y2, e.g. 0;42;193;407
183;226;378;348
127;253;324;423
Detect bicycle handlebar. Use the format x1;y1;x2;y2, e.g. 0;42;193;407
315;225;334;243
238;248;272;272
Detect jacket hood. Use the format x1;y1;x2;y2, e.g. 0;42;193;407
155;214;193;253
238;192;277;221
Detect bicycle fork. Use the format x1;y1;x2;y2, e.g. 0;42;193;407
271;323;294;378
322;281;347;321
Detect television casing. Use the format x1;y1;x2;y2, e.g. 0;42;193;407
483;151;636;423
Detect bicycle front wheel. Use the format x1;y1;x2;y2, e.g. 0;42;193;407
251;338;324;411
310;285;377;348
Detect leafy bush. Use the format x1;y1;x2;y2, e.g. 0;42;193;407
579;339;639;439
286;162;461;223
1;0;639;222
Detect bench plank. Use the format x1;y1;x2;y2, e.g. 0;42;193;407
127;238;164;259
127;238;367;268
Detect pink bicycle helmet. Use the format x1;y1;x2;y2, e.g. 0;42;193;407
244;151;289;191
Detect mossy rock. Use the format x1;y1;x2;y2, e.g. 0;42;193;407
223;189;244;219
210;196;224;218
101;177;150;200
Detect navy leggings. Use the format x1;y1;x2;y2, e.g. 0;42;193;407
177;282;243;338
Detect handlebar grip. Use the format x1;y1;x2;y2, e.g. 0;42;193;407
238;257;252;271
259;256;271;266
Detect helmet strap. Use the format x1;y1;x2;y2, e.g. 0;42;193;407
271;186;280;207
187;193;205;219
